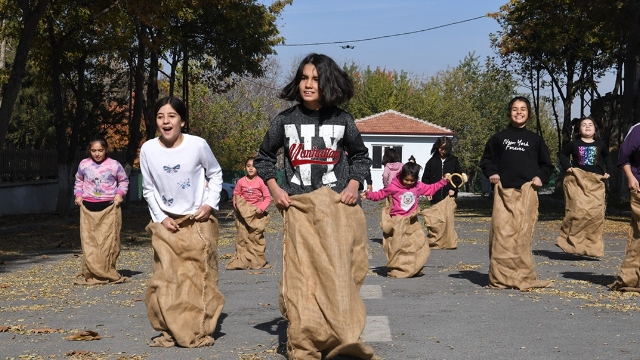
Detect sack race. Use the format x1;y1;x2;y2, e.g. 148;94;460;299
488;182;551;290
610;191;640;292
381;207;430;278
74;203;127;285
421;196;458;250
281;187;377;360
556;168;606;258
226;196;270;270
145;215;225;347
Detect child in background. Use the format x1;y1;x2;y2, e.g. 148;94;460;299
480;96;555;290
253;53;376;359
422;137;463;204
73;135;129;285
610;122;640;292
556;116;612;258
140;96;224;348
382;148;402;188
361;162;447;278
226;157;272;270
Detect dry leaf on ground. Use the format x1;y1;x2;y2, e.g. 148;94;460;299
64;330;101;341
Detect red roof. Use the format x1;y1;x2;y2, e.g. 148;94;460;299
355;110;454;135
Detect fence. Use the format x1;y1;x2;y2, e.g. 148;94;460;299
0;149;128;182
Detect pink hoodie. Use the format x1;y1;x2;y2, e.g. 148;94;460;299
366;174;447;217
382;162;403;187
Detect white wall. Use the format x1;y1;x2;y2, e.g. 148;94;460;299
361;134;442;190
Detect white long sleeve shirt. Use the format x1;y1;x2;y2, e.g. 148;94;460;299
140;134;223;223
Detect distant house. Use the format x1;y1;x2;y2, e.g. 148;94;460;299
355;110;454;190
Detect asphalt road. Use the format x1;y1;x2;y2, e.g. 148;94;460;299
0;194;639;359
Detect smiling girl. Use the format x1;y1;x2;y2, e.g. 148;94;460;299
140;96;224;348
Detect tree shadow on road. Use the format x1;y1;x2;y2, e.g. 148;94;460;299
448;270;488;287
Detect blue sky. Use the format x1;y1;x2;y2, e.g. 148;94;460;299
268;0;507;77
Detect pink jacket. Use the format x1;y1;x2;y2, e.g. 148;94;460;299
366;174;447;217
382;162;403;187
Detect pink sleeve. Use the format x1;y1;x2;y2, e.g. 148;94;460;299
74;162;85;197
382;166;390;186
366;187;392;202
233;177;244;208
416;178;448;197
114;161;129;196
257;179;272;211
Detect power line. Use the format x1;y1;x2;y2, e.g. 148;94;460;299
279;15;487;47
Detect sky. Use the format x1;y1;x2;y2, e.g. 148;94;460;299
265;0;615;116
268;0;507;78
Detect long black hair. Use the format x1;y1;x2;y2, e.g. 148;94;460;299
279;53;354;107
430;137;453;156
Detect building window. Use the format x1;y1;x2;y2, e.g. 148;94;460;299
372;145;403;169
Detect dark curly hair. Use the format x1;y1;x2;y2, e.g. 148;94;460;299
572;116;602;140
399;162;421;182
279;53;354;107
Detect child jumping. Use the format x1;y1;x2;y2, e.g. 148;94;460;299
480;96;555;290
73;135;129;285
226;157;272;270
362;162;447;278
556;116;612;258
253;53;377;360
140;96;224;348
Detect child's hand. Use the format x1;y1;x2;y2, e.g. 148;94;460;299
113;194;123;207
256;208;263;214
489;174;500;184
367;184;373;192
161;217;179;232
193;204;212;221
340;180;360;205
272;186;291;209
628;176;640;193
603;172;610;179
74;196;83;206
531;176;542;188
448;190;455;196
360;192;367;200
566;167;574;173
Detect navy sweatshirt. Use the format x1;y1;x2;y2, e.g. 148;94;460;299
254;104;372;196
479;126;554;189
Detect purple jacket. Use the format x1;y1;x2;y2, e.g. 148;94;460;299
366;174;447;217
619;123;640;183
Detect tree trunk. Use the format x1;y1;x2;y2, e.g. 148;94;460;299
0;0;51;149
126;25;146;167
145;48;159;141
621;0;639;134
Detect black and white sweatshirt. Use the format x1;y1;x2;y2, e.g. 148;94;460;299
479;126;554;189
254;104;372;196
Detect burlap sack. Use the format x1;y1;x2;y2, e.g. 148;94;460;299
281;187;377;360
74;203;127;285
381;207;430;278
226;196;270;270
556;168;606;258
421;196;458;250
610;191;640;292
488;182;551;290
145;215;225;347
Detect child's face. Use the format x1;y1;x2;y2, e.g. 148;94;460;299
438;146;448;158
510;100;529;128
245;160;257;177
579;119;595;139
299;63;322;110
89;142;106;163
401;174;417;187
156;104;184;146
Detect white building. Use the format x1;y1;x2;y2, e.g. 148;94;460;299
355;110;455;190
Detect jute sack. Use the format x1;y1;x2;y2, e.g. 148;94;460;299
421;196;458;250
226;196;270;270
555;168;606;258
145;215;225;347
281;187;377;360
610;191;640;292
74;203;127;285
488;182;551;290
381;207;430;278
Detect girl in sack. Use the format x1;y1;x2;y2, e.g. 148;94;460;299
140;96;225;348
556;116;612;258
361;162;447;278
73;135;129;285
226;156;272;270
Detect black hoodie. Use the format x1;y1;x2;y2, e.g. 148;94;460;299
254;104;371;196
422;154;462;204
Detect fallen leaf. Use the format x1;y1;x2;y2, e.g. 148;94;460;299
65;350;91;356
64;330;101;341
30;327;58;334
41;255;50;259
0;326;9;332
247;271;263;275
